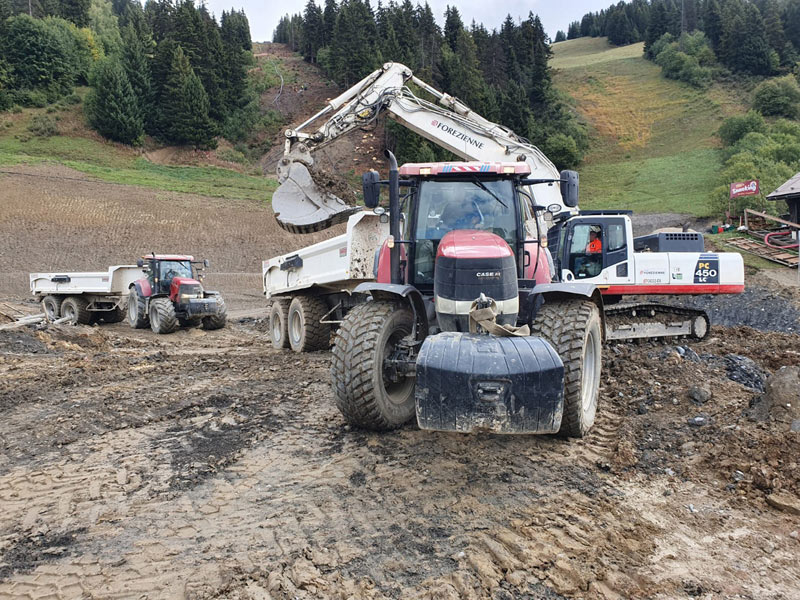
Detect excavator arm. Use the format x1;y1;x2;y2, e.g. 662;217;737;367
272;62;573;233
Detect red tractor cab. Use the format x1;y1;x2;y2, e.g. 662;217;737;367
128;254;227;334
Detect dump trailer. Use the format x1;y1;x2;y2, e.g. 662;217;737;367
31;265;142;325
31;255;227;334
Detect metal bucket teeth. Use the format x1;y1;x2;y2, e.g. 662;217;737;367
272;163;361;234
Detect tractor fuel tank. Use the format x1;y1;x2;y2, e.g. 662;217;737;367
415;332;564;434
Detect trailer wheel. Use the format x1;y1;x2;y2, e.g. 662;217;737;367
202;297;227;330
269;299;290;349
128;289;149;329
61;296;91;325
530;299;602;438
287;296;329;352
149;298;178;334
331;302;416;431
100;306;125;323
42;295;62;320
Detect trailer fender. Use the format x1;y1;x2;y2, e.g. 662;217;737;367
352;282;429;340
520;282;605;332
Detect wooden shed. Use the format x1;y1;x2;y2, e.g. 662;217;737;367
767;173;800;226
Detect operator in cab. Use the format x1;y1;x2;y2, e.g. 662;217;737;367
586;227;602;254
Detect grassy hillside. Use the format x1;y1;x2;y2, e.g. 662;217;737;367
552;37;747;217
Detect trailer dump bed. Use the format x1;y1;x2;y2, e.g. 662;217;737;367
30;265;143;296
263;212;388;299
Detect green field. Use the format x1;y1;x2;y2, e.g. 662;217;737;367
0;99;276;202
552;37;747;217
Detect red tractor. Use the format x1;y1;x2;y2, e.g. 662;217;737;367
127;254;227;334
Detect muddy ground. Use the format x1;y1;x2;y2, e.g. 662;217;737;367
1;270;799;600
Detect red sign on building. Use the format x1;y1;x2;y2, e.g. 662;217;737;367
730;180;760;198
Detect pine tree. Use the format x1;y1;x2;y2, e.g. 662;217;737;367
443;5;462;51
322;0;337;45
720;0;773;75
331;0;380;86
158;45;217;148
220;9;251;51
762;0;787;60
703;0;723;50
85;56;143;144
567;22;580;39
302;0;324;63
785;0;800;52
120;25;152;126
61;0;91;27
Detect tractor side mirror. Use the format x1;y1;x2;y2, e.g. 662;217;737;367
560;170;579;208
203;259;210;268
362;170;381;209
137;258;144;268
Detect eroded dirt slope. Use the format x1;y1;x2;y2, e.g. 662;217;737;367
0;314;798;600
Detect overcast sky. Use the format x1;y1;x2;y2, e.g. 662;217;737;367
203;0;615;43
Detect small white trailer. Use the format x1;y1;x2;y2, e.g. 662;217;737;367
30;265;144;324
263;211;389;352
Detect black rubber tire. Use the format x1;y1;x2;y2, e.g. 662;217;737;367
149;297;178;334
42;295;62;320
269;298;290;349
61;296;92;325
128;289;149;329
201;296;227;330
331;301;416;431
530;300;603;438
287;296;329;352
100;306;126;323
179;317;202;328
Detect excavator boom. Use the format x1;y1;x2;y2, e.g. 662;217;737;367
271;62;567;234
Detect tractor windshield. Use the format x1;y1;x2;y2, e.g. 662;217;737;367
158;260;193;283
412;178;517;285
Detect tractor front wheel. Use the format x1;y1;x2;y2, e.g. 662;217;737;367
202;297;227;330
331;301;416;431
149;298;178;334
128;289;149;329
530;299;602;438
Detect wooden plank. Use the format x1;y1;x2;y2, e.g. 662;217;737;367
744;209;800;230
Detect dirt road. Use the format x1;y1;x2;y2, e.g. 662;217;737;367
1;309;799;599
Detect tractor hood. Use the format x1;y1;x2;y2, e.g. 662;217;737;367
169;276;203;301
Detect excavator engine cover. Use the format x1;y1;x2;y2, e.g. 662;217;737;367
273;162;361;234
415;332;564;434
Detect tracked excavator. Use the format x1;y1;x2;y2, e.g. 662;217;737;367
264;62;744;437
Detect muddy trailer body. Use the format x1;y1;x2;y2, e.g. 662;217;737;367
30;265;143;324
263;211;391;352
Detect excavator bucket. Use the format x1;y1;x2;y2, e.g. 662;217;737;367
272;162;361;234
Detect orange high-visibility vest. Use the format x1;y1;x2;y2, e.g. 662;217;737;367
586;239;602;253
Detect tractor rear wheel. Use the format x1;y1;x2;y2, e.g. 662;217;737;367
202;297;227;330
149;298;178;334
61;296;91;325
269;298;290;349
42;295;62;320
331;301;416;431
287;296;329;352
530;299;602;438
128;289;149;329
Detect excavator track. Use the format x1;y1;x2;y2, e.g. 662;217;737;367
603;302;710;342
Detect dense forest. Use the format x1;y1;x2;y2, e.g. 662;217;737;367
559;0;800;77
274;1;587;168
0;0;253;148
